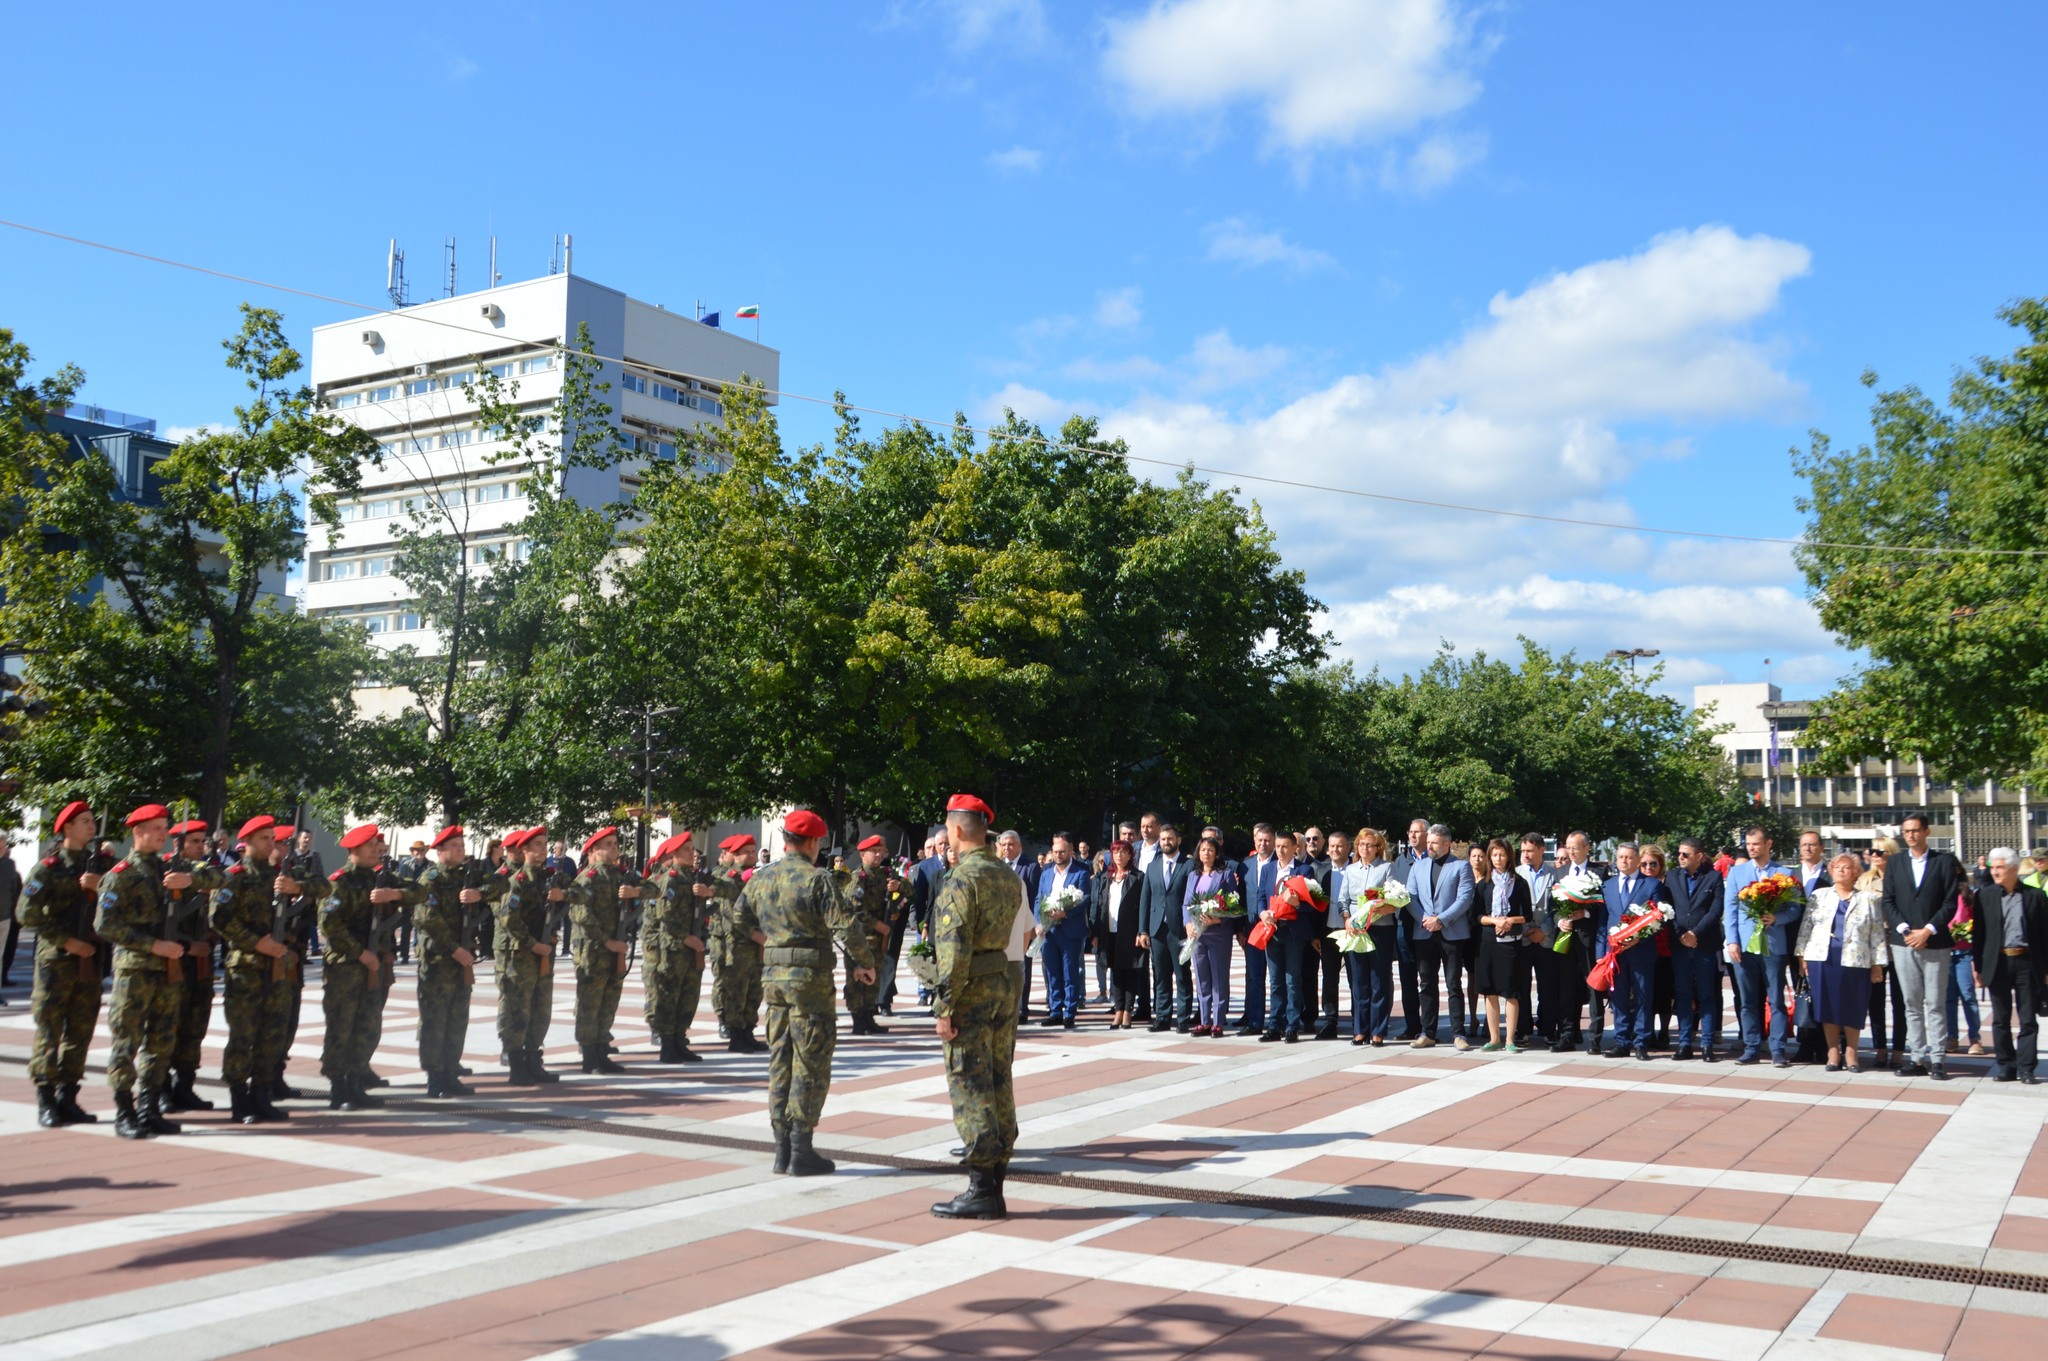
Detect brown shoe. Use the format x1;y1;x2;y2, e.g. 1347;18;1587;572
1410;1035;1437;1049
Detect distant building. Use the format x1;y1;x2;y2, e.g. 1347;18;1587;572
1694;682;2035;860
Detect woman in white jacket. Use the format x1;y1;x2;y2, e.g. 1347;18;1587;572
1796;852;1890;1073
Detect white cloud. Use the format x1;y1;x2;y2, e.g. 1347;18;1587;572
159;421;229;443
1094;286;1144;329
1205;218;1336;272
986;145;1044;174
1104;0;1485;151
978;381;1072;427
1383;129;1487;192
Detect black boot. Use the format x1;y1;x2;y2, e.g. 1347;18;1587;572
675;1040;703;1063
228;1081;258;1126
350;1073;385;1108
36;1084;61;1128
456;1064;474;1076
328;1075;357;1111
362;1069;389;1089
505;1051;541;1087
269;1073;300;1101
582;1046;626;1075
170;1068;215;1112
787;1126;834;1176
529;1047;560;1082
440;1072;474;1097
861;1010;889;1036
658;1034;679;1063
931;1168;1007;1219
57;1084;96;1125
248;1082;290;1123
140;1086;183;1135
772;1121;791;1175
114;1089;149;1139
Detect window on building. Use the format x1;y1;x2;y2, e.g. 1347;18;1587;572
1796;747;1819;764
364;557;391;577
407;379;436;396
370;385;398;403
1743;778;1764;795
396;611;421;631
1928;781;1952;795
331;391;362;409
518;355;554;375
1735;749;1764;767
1865;778;1889;794
1803;777;1827;794
1777;777;1796;796
653;382;681;404
1896;775;1920;793
362;615;387;633
325;560;353;581
619;371;648;394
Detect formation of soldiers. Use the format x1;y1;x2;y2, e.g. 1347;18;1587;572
17;794;1014;1217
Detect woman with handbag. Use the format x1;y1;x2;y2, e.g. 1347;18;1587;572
1796;852;1891;1073
1473;839;1533;1053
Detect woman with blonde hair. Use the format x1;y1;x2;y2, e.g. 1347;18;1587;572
1797;852;1891;1072
1342;827;1397;1045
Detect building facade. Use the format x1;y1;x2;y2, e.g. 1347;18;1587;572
1694;682;2037;860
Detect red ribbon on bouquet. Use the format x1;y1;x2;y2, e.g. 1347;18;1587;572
1585;907;1669;994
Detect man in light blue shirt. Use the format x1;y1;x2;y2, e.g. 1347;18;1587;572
1722;826;1804;1067
1404;824;1474;1048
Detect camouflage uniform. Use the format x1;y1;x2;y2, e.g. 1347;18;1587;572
413;859;506;1086
706;870;737;1024
274;846;323;1081
95;850;182;1096
317;864;424;1087
166;855;226;1079
718;868;765;1043
209;859;296;1088
836;866;891;1018
567;862;636;1061
18;846;104;1089
495;862;565;1071
931;844;1021;1173
640;866;707;1054
747;855;872;1132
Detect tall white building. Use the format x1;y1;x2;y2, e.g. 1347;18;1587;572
304;272;778;656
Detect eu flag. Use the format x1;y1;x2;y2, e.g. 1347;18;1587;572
700;312;721;329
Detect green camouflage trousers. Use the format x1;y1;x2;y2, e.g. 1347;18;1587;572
764;966;838;1128
28;940;102;1086
106;957;181;1094
843;932;882;1014
721;937;764;1034
707;913;730;1021
416;957;472;1075
278;942;308;1079
573;956;625;1048
173;951;216;1071
496;949;555;1052
643;937;703;1042
220;960;293;1084
944;970;1020;1171
320;959;385;1080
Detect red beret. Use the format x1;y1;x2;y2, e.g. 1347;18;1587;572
500;828;528;850
125;803;171;828
652;831;692;860
946;794;994;820
236;814;278;840
783;810;829;840
858;834;886;852
722;833;757;852
431;825;465;849
169;819;209;838
338;824;382;850
52;801;91;835
583;827;619;855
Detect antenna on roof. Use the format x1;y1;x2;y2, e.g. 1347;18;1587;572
489;235;501;286
549;234;562;276
386;239;409;308
444;236;457;298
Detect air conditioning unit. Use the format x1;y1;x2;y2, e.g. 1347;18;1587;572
361;330;382;347
480;303;504;323
412;364;430;377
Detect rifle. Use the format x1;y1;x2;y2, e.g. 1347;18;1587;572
614;864;645;977
71;849;111;984
367;858;407;991
456;857;496;986
162;855;208;985
537;864;573;977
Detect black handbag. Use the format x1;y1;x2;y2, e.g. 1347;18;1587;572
1792;978;1815;1030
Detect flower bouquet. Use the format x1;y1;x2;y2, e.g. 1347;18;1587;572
1365;880;1411;926
1550;870;1605;954
1040;884;1084;929
906;937;938;986
1949;911;1975;948
1736;873;1805;954
1179;889;1244;965
1585;900;1675;993
1250;875;1318;951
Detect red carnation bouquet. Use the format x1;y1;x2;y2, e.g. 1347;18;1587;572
1586;899;1675;993
1249;874;1323;950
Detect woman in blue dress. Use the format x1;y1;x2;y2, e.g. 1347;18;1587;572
1795;852;1890;1073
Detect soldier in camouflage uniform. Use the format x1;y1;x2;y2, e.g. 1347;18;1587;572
317;824;423;1111
208;815;303;1124
641;832;712;1063
567;827;640;1074
163;820;227;1113
496;827;567;1085
930;794;1023;1219
746;809;874;1176
411;825;505;1097
838;835;896;1035
707;833;749;1035
95;803;197;1139
718;834;766;1052
19;801;106;1127
270;828;323;1100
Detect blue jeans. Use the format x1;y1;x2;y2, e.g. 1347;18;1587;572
1264;919;1310;1033
1041;931;1085;1019
1671;940;1722;1047
1351;926;1399;1038
1945;949;1981;1043
1238;932;1267;1029
1608;944;1658;1048
1734;951;1795;1057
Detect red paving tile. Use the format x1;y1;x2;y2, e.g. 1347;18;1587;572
1664;1276;1813;1330
2014;1125;2048;1198
1818;1293;1966;1355
1990;1213;2048;1255
482;1151;726;1198
816;1111;952;1138
1945;1304;2048;1361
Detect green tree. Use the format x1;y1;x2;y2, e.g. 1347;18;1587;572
1796;297;2048;785
0;309;377;826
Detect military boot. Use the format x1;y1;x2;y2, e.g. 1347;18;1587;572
248;1084;291;1123
930;1168;1008;1220
349;1073;386;1109
362;1069;389;1089
269;1073;300;1102
439;1072;474;1098
658;1034;680;1063
582;1046;626;1075
505;1051;540;1087
328;1076;356;1111
787;1126;835;1177
113;1089;149;1139
140;1086;183;1136
528;1047;560;1082
168;1068;215;1112
675;1042;703;1063
227;1081;258;1126
772;1121;791;1175
861;1010;889;1036
56;1084;97;1125
35;1085;61;1128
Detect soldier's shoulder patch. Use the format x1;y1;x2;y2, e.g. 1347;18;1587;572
228;864;245;875
330;869;346;882
940;912;954;927
42;856;57;867
111;860;129;873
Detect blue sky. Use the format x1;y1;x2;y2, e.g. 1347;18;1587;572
5;1;2043;701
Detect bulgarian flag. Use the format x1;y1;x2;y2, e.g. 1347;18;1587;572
733;305;760;319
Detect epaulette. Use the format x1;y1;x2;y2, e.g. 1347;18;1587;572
112;860;129;873
42;856;57;867
330;868;346;881
229;864;245;875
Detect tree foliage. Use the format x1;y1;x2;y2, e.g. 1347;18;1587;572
1796;297;2048;786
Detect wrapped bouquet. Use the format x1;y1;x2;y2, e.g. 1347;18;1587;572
1040;884;1084;929
1179;889;1244;965
1550;870;1605;954
1586;900;1675;993
1736;873;1805;954
906;937;937;986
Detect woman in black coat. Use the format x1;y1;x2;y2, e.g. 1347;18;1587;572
1089;840;1149;1029
1473;838;1535;1052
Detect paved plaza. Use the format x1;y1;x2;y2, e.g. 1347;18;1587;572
1;959;2044;1361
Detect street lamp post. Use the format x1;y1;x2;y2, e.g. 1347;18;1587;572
1605;647;1661;673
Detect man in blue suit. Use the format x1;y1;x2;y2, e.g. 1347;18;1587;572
1035;832;1091;1028
1403;824;1474;1047
996;831;1039;1021
1142;823;1196;1032
1259;830;1315;1042
1237;824;1283;1035
1670;838;1724;1061
1600;842;1662;1060
1721;825;1803;1067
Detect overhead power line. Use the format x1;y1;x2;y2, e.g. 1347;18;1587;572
6;216;2043;559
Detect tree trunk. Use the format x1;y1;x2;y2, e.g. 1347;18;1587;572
199;652;237;828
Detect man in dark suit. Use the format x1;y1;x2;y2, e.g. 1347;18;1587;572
907;837;947;1008
1035;833;1091;1028
1388;819;1430;1040
1670;838;1724;1061
1972;848;2048;1084
996;830;1039;1021
1302;826;1341;1039
1141;824;1196;1032
1879;812;1966;1078
1258;830;1315;1042
1237;824;1282;1035
1600;843;1662;1061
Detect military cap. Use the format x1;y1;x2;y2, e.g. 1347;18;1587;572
946;793;994;820
722;833;757;852
857;834;886;852
783;809;829;839
652;831;692;860
338;823;382;850
236;814;278;840
431;825;465;849
52;800;91;835
583;827;620;855
125;803;171;828
169;819;210;838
